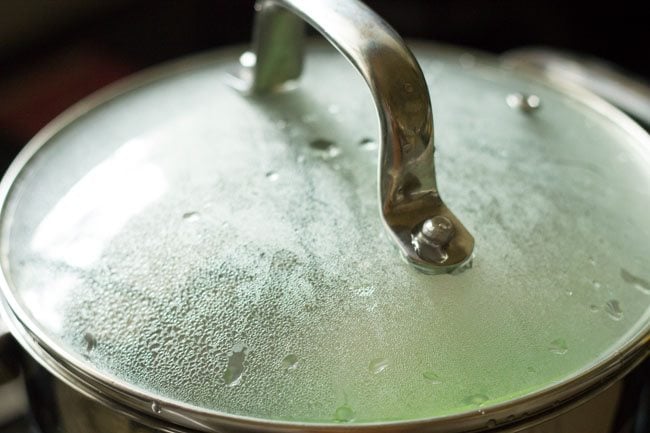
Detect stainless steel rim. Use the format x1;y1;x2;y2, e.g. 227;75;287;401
0;41;648;433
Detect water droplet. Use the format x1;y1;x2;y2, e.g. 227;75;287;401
83;332;96;351
592;280;602;289
297;155;306;164
604;299;623;320
566;290;573;296
328;104;340;114
151;401;162;414
368;357;389;374
282;354;298;371
464;394;489;406
223;344;247;386
549;338;568;355
309;139;340;159
588;257;596;266
355;286;375;297
265;171;279;181
589;304;600;312
334;405;354;422
359;137;377;151
620;268;650;294
182;211;200;221
422;371;441;384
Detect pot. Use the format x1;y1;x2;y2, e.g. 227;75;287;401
0;0;649;432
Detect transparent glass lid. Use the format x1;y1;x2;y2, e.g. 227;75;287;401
1;43;649;424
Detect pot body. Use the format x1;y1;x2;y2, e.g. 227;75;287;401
0;346;647;433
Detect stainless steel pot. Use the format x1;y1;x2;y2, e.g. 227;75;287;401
1;0;649;432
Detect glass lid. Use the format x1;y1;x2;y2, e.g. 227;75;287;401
0;1;649;429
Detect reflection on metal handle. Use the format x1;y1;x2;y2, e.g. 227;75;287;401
234;0;474;273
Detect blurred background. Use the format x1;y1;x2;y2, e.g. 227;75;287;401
1;0;649;173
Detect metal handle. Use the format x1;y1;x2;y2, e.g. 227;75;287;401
233;0;474;273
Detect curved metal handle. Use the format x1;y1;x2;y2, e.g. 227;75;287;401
235;0;474;273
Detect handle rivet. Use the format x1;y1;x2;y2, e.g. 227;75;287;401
506;92;541;112
412;216;455;264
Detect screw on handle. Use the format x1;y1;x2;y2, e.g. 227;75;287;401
233;0;474;273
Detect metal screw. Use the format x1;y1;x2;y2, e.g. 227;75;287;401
412;216;455;263
506;92;541;113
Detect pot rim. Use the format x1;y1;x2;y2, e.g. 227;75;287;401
0;41;649;433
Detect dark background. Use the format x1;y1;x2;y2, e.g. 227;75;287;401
1;0;649;173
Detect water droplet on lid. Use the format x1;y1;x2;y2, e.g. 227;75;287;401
464;394;489;406
422;371;441;384
592;280;602;289
588;257;596;266
334;405;354;422
265;171;279;182
566;290;573;296
549;338;568;355
359;137;377;151
282;354;299;371
620;268;650;294
182;211;200;221
149;342;161;353
604;299;623;320
368;357;389;374
309;138;334;151
83;332;97;351
309;139;340;159
151;401;162;414
223;345;247;386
